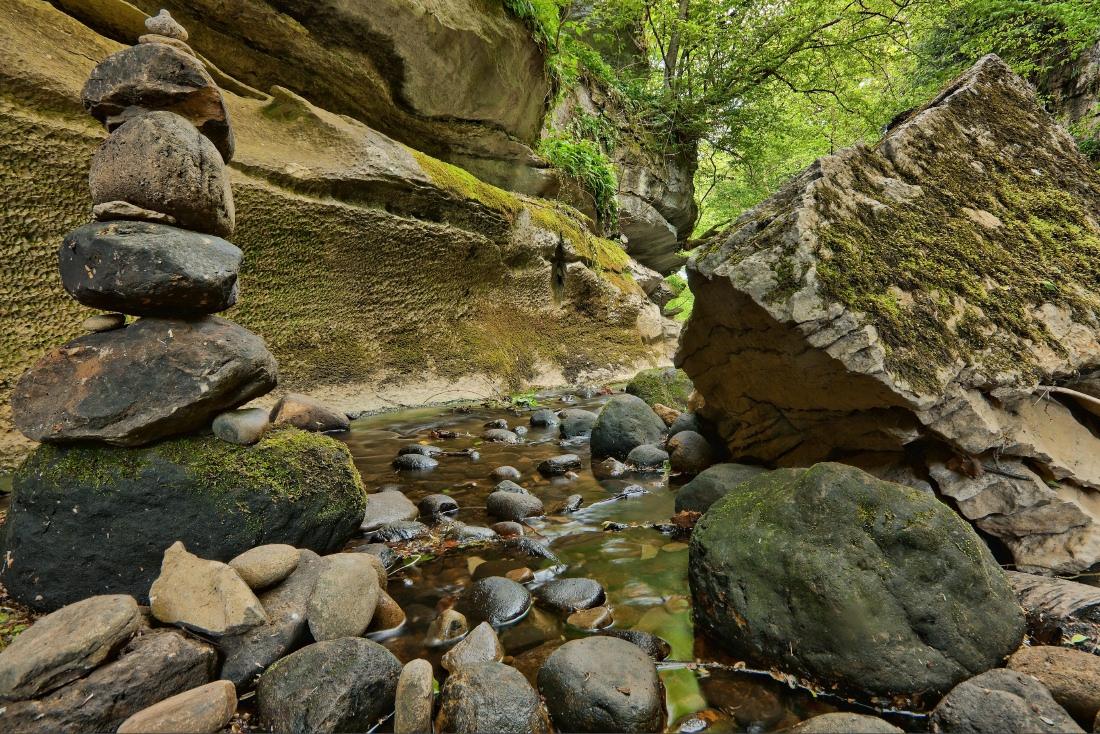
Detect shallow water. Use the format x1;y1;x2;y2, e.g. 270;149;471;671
339;389;924;733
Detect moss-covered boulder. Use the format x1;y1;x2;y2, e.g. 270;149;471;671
625;367;694;411
678;54;1100;574
689;463;1024;698
0;427;366;611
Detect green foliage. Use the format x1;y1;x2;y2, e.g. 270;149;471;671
538;133;620;226
502;0;563;49
664;278;694;322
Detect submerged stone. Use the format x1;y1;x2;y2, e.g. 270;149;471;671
1;427;366;611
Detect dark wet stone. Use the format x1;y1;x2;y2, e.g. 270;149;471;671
786;713;903;733
487;491;543;522
593;457;629;479
418;494;459;518
441;521;496;541
219;550;322;688
270;394;350;433
930;668;1082;734
669;411;703;436
534;578;606;613
90;111;234;237
667;431;716;476
504;537;560;562
514;425;528;437
492;521;525;538
538;454;583;477
538;636;663;733
484;419;509;429
256;638;401;734
361;491;418;532
495;480;529;494
392;453;439;472
370;521;430;543
399;444;444;457
559;409;598;439
482;428;521;444
82;43;233;161
597;629;672;661
500;609;562;655
441;622;503;673
459;577;532;627
530;409;559;427
13;317;277;447
491;466;522;481
425;609;468;647
352;543;397;569
591;395;667;460
59;221;241;317
566;606;612;631
675;463;770;514
436;662;550;734
627;444;669;470
472;559;532;581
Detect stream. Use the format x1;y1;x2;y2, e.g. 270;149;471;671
339;388;920;733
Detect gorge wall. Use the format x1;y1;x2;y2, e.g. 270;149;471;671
0;0;683;469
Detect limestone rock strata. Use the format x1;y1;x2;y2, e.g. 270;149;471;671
678;55;1100;574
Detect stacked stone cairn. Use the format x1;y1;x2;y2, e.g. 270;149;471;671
0;11;366;613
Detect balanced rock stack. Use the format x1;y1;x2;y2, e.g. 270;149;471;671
0;12;367;612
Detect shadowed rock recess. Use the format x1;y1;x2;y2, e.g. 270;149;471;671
0;0;678;469
679;55;1100;574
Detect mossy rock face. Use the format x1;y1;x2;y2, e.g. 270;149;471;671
0;427;366;611
626;367;694;411
689;463;1024;698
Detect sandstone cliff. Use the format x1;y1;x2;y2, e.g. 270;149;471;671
0;0;675;469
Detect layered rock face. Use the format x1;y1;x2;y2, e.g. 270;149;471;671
1039;40;1100;139
0;0;672;469
678;55;1100;574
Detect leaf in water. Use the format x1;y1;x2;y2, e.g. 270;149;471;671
1070;634;1089;645
640;544;659;560
467;556;486;575
661;542;689;553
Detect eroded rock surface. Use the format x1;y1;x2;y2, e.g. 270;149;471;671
679;55;1100;574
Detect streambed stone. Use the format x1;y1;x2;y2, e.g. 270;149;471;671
591;394;667;460
459;576;532;627
487;490;543;521
307;553;380;641
559;408;598;438
537;453;582;476
270;394;350;433
229;544;300;590
395;659;434;734
213;407;270;446
674;463;769;514
930;668;1082;733
441;621;504;672
362;491;419;532
436;662;550;734
59;221;241;317
117;679;237;734
535;578;606;612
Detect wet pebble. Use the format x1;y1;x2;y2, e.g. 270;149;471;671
484;419;509;429
392;453;439;472
597;629;671;661
530;409;559;427
491;466;522;481
367;591;406;637
487;491;543;521
370;520;429;543
559;409;598;439
353;543;397;570
399;444;443;457
567;605;613;631
395;659;434;734
495;479;529;494
667;430;716;475
627;443;669;471
535;578;606;612
482;428;521;444
418;494;459;519
537;453;582;477
442;621;504;673
425;609;468;647
506;567;535;583
492;521;524;538
437;662;550;734
443;522;496;541
459;576;532;627
593;456;629;479
361;490;418;532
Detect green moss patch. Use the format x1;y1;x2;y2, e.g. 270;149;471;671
627;367;694;410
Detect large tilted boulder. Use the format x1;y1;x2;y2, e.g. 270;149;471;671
689;463;1025;697
12;317;277;446
0;427;366;611
678;54;1100;574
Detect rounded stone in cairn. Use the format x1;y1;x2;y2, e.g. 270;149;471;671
89;111;235;237
82;43;233;161
145;9;188;41
60;221;242;317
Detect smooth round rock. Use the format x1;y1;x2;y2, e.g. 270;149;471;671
361;491;418;532
82;43;233;161
270;394;350;433
12;317;277;447
482;428;521;444
530;409;559;427
492;521;524;538
228;544;300;590
785;713;903;733
437;662;550;734
491;466;522;481
90;111;234;237
212;407;270;446
425;609;469;647
370;521;429;543
145;9;188;40
559;409;598;439
667;430;716;475
537;454;582;477
399;444;443;457
418;494;459;518
506;567;535;583
591;394;667;460
494;480;528;494
306;554;380;641
59;221;242;317
535;578;606;612
459;577;533;627
930;668;1082;733
0;594;142;701
1007;645;1100;726
689;464;1026;696
593;456;629;479
442;521;495;541
627;444;669;470
256;638;401;734
669;411;704;436
675;463;770;514
354;543;397;570
81;313;126;332
1;428;364;612
567;606;613;631
538;637;663;733
597;629;671;660
395;659;434;734
487;491;543;521
368;591;406;636
484;419;509;429
441;621;504;673
392;453;439;472
117;680;236;734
